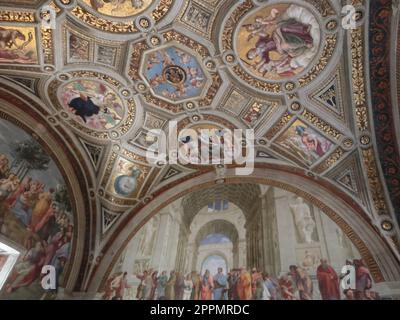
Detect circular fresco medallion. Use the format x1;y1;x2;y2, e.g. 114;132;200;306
163;65;187;85
58;79;124;130
236;3;321;81
81;0;152;18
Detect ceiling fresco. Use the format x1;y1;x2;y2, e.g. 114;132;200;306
0;0;398;300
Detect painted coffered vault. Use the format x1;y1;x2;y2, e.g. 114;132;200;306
0;0;399;300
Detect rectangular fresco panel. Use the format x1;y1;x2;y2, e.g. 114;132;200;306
0;26;38;64
275;119;333;165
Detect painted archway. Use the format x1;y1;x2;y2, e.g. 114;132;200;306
192;220;239;273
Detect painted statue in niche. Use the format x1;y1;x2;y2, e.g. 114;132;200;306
237;4;320;80
296;247;322;274
289;197;316;244
83;0;152;17
143;47;206;102
0;119;73;299
138;217;158;257
59;80;124;130
275;120;333;165
0;26;37;64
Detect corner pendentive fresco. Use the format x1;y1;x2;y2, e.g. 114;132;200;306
0;119;74;299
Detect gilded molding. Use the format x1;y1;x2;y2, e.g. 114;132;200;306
0;10;35;22
351;27;368;131
301;109;342;141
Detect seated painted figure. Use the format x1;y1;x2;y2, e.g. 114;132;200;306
68;93;101;123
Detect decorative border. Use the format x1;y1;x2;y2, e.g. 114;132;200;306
368;0;400;222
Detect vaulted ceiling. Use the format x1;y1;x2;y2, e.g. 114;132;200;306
0;0;399;294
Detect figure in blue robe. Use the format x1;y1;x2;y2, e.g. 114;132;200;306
12;194;32;227
213;268;228;300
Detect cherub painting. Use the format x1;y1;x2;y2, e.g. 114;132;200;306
276;120;333;165
83;0;152;17
0;26;37;64
237;4;320;80
59;80;124;130
143;47;206;102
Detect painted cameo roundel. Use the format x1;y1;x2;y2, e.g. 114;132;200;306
236;3;321;81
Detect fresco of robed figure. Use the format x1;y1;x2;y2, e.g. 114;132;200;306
237;4;320;81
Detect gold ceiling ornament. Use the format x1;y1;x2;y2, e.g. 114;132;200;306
382;220;394;232
298;34;337;87
326;19;338;31
41;28;55;65
313;147;344;174
289;101;301;113
284;82;296;92
304;0;336;17
342;138;355;150
346;9;390;218
351;27;368;131
0;10;35;22
70;6;137;33
264;112;293;140
361;148;388;214
301;109;343;141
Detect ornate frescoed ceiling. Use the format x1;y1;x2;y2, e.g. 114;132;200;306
0;0;399;299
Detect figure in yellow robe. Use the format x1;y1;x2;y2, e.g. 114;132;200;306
30;189;54;231
237;268;252;300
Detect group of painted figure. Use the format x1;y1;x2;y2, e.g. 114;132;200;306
101;259;379;300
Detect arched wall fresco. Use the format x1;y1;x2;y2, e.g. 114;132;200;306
0;81;90;298
0;0;399;300
89;166;400;294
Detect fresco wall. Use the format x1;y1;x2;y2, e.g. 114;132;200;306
0;119;74;299
97;186;377;301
